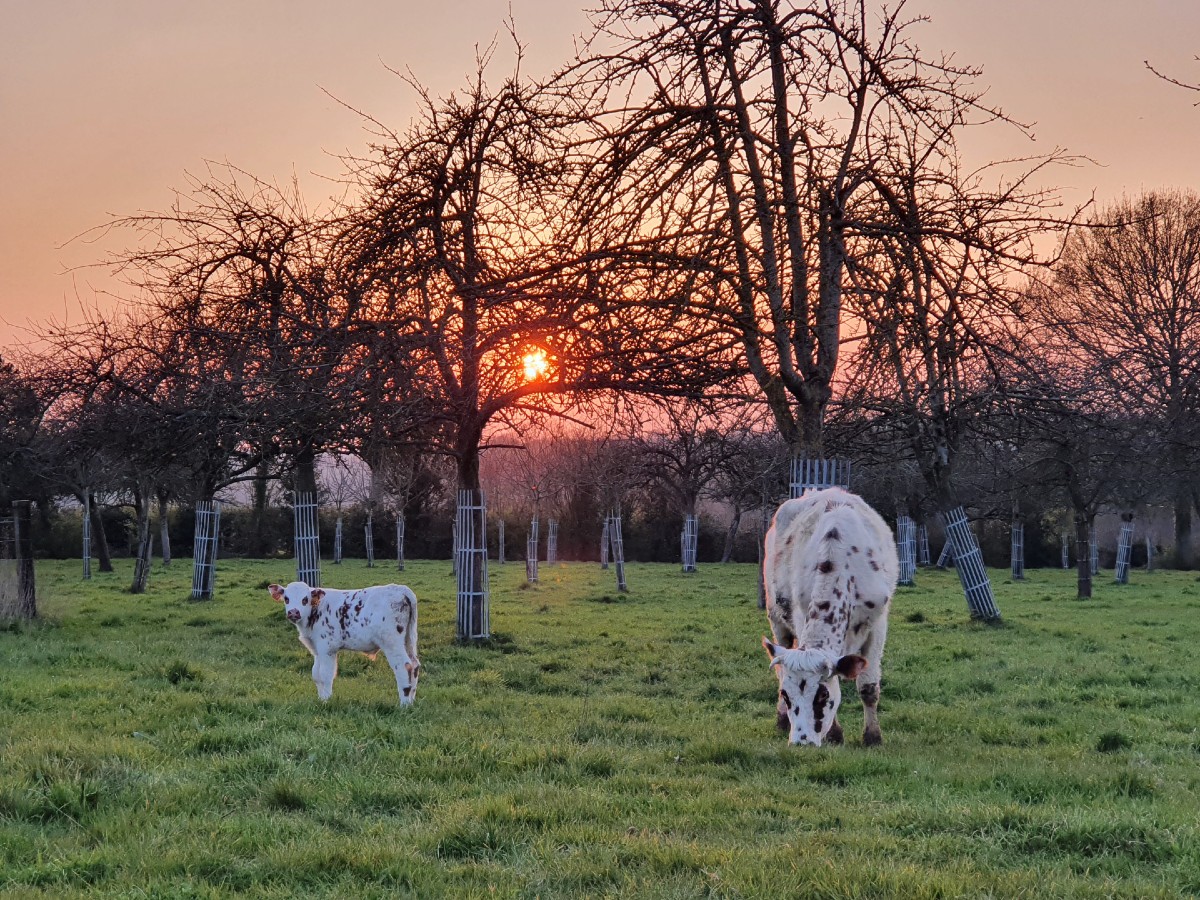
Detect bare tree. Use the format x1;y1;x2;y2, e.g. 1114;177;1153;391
1045;192;1200;567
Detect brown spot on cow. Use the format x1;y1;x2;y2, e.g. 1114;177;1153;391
859;682;880;706
825;527;840;542
817;559;834;574
812;683;830;734
824;614;837;626
853;621;866;634
851;545;859;553
817;600;831;612
865;601;876;609
396;624;405;634
870;560;880;571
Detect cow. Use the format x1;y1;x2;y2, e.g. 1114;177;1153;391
268;581;420;706
762;487;898;747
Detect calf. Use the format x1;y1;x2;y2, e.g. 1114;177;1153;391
762;488;898;747
268;581;420;706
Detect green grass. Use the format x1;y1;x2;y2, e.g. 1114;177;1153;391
2;559;1199;898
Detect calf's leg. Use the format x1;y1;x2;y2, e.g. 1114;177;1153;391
857;613;889;746
312;652;338;702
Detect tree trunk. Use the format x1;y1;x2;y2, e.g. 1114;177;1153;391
294;445;319;496
1176;493;1195;569
89;493;114;573
13;501;37;620
130;491;153;594
157;493;171;567
252;459;270;557
721;505;743;564
1074;512;1092;599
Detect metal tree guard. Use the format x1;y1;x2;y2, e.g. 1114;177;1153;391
939;506;1001;621
1011;519;1025;581
1061;532;1070;569
790;455;851;499
896;515;916;586
937;539;955;569
293;492;321;587
547;519;558;565
333;516;343;565
497;519;505;565
455;489;490;640
1114;519;1135;584
917;523;931;566
191;500;221;600
82;492;92;580
609;509;628;593
1145;535;1154;572
526;516;539;584
681;514;699;573
364;512;375;568
1089;524;1099;576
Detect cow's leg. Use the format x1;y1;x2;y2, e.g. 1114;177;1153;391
857;613;889;746
383;647;417;706
312;651;338;702
769;599;798;731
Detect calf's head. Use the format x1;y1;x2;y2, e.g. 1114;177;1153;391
268;581;325;624
763;637;866;747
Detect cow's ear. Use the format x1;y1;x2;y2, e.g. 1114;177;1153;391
268;584;285;602
834;654;868;680
762;636;783;666
310;588;326;606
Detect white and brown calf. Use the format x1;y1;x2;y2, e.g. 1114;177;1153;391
268;581;421;706
763;488;898;747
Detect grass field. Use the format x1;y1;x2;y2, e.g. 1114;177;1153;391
1;558;1198;898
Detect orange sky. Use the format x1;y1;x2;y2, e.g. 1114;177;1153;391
2;0;1198;353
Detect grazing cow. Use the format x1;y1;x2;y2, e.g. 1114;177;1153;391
268;581;420;706
762;488;898;747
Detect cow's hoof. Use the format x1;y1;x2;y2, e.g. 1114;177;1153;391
862;727;883;747
826;721;844;745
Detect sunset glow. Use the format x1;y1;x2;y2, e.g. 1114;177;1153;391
522;348;550;382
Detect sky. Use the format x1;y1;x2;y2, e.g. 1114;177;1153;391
2;0;1198;353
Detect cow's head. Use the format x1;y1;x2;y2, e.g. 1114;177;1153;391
763;637;866;747
268;582;325;624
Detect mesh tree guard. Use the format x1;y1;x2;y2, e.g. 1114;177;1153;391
191;500;221;600
82;493;92;581
1061;532;1070;569
455;489;490;640
1114;520;1135;584
396;517;405;571
293;492;321;587
333;516;343;565
547;519;558;565
917;523;931;566
364;512;375;568
0;515;15;617
159;498;172;568
896;515;916;586
600;517;610;569
1145;535;1154;572
1089;524;1099;576
1011;519;1025;581
937;539;955;569
939;506;1000;620
497;519;505;565
681;514;699;573
609;510;628;593
526;517;539;584
790;456;851;499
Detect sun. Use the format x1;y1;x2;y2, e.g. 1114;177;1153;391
522;347;550;382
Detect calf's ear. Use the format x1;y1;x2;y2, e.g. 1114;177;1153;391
834;654;868;680
762;636;783;666
268;584;285;602
310;588;326;606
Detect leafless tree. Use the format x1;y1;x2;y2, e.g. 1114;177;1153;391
570;0;1068;456
1041;191;1200;566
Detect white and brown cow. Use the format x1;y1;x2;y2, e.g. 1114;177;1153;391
763;488;898;747
268;581;420;706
